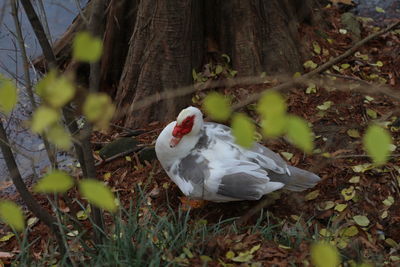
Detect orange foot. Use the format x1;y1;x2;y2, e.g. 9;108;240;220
179;196;207;210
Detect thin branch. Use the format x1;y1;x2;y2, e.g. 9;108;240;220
232;20;400;110
0;120;67;256
11;0;58;169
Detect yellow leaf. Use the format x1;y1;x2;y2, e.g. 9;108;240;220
341;186;355;201
311;242;340;267
347;129;360;138
0;77;18;113
322;201;335;210
313;42;321;54
363;125;392;165
202;92;231;121
260;114;287;138
125;156;132;162
225;251;235;259
103;172;111;181
76;210;88;220
36;71;75;108
73;32;103;62
0;232;15;242
341;226;359;237
47;124;72;149
280;152;293;161
83;93;115;130
79;179;117;212
34;170;74;194
231;113;255;148
305;190;319;201
366;109;377;119
286;115;314;153
0;200;25;232
375;7;385;13
31;106;59;133
303;60;318;69
257;91;286;117
349;176;360;183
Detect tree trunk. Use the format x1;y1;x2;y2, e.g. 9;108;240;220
35;0;317;128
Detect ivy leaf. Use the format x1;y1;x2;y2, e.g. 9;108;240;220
0;200;25;232
73;32;103;62
31;106;59;133
47;124;72;150
203;92;231;121
83;93;115;130
36;71;75;108
257;91;286;117
79;179;117;212
286;115;314;153
311;242;340;267
34;170;74;194
363;125;392;165
231;113;255;148
0;77;18;113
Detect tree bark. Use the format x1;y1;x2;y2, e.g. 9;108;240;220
114;0;204;128
34;0;317;128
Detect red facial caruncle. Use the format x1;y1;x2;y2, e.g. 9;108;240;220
170;115;195;147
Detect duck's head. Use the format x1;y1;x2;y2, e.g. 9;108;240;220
170;106;203;148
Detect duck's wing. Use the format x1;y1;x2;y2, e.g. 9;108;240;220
204;122;320;192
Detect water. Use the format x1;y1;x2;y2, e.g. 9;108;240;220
0;0;86;182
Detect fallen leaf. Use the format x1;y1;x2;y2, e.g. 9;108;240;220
375;7;385;13
347;129;360;138
305;190;320;201
353;215;370;227
341;186;355;201
382;196;394;207
349;176;360;183
334;203;348;212
0;233;15;242
317;101;333;111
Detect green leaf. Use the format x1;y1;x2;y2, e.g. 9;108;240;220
83;93;115;130
347;129;360;138
231;113;255;148
375;7;385;13
47;124;72;150
260;114;287;138
34;170;74;194
36;71;75;108
353;215;370;227
257;91;286;117
215;65;223;75
79;179;117;212
363;125;392;165
73;32;103;62
286;115;314;153
311;242;340;267
203;92;231;121
0;200;25;232
0;77;18;113
31;106;59;133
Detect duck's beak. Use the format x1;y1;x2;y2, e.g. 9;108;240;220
169;136;182;148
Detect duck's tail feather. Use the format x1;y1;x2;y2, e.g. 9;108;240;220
269;166;320;191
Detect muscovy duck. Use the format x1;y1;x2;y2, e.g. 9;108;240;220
155;106;320;202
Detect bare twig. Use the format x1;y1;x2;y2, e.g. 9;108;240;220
0;120;67;257
94;146;142;167
233;20;400;110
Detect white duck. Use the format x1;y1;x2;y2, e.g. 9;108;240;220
155;106;320;202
